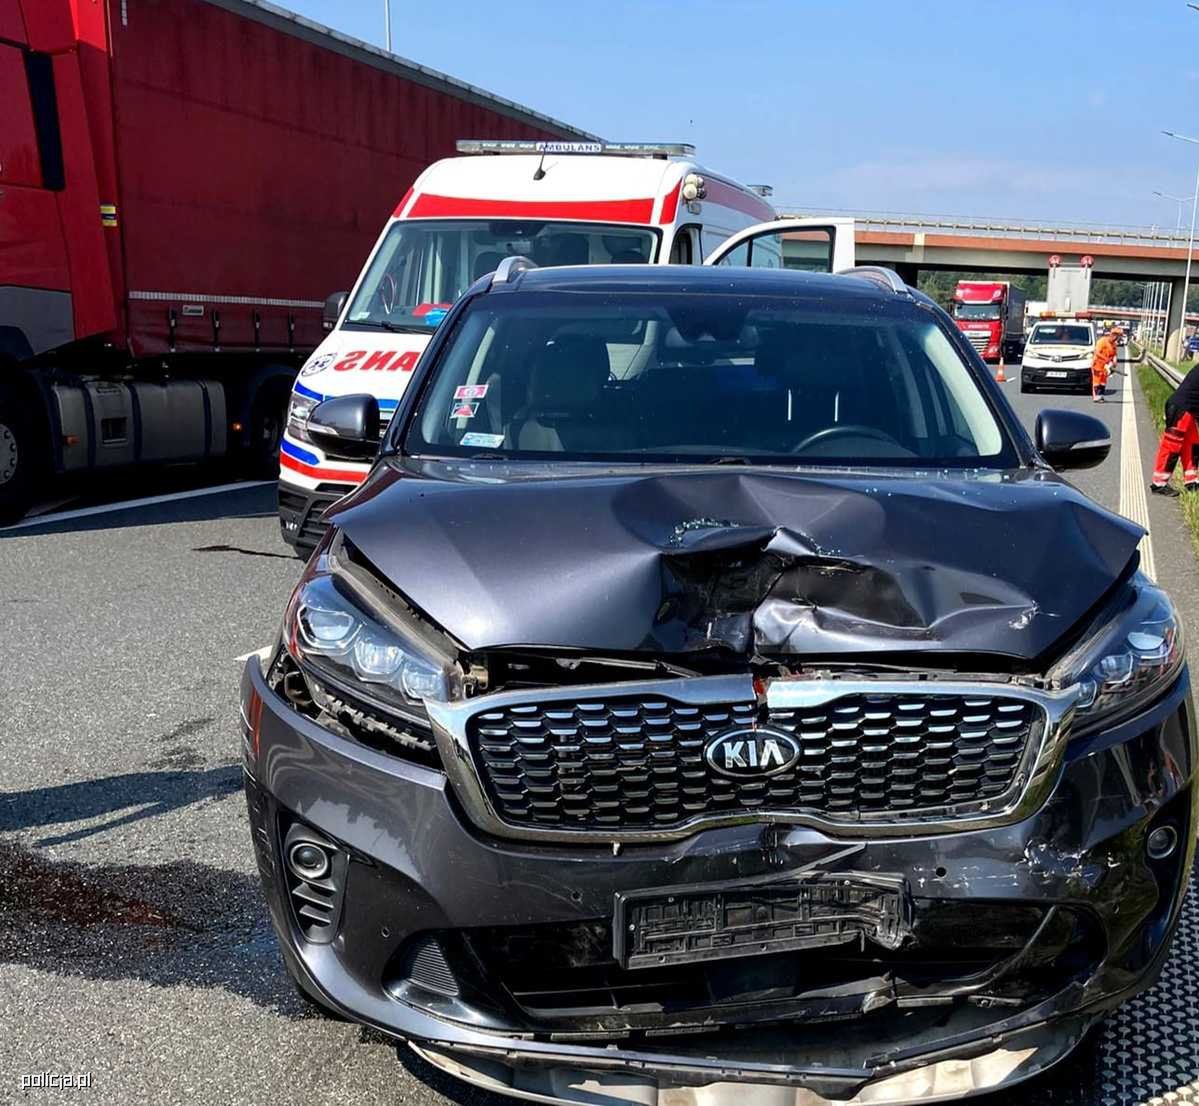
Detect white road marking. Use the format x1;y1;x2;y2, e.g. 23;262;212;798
0;480;273;531
1118;364;1156;581
235;646;274;663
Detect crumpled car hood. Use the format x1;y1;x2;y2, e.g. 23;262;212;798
328;459;1142;663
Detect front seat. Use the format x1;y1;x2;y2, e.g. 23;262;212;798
510;336;627;452
540;234;590;267
473;251;507;281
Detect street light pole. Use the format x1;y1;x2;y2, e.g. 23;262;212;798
384;0;391;51
1154;190;1193;234
1161;130;1199;356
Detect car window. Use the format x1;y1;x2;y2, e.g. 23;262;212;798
345;220;659;333
404;292;1011;467
1031;324;1092;344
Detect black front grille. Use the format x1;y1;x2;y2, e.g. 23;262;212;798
468;692;1040;831
278;485;344;553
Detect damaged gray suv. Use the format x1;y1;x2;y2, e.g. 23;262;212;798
242;259;1196;1105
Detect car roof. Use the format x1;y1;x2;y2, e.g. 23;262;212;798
494;262;926;306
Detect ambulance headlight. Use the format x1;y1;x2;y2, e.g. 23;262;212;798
287;392;319;441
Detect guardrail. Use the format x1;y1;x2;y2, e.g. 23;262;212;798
775;208;1196;248
1146;349;1185;387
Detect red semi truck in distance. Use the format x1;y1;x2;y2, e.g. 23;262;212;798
0;0;588;522
950;280;1027;364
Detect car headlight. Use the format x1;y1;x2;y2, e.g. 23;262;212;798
1050;577;1184;736
286;392;319;441
283;540;460;721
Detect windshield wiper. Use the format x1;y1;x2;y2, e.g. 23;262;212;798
358;319;428;334
708;456;752;465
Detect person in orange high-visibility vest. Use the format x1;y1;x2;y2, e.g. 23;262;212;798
1091;330;1118;402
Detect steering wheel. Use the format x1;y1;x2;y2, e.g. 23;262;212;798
378;272;398;316
791;424;902;454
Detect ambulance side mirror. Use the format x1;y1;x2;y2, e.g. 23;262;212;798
323;291;348;331
1036;409;1110;471
307;394;380;458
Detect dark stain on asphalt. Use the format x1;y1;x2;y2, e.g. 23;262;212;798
0;841;187;930
193;543;295;561
149;746;206;770
0;840;304;1016
157;717;214;744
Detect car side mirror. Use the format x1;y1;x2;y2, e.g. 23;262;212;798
323;291;348;332
307;394;380;458
1035;409;1110;470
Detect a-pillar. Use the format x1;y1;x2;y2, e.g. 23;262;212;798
892;262;919;288
1165;276;1189;360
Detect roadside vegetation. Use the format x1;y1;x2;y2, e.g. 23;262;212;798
1136;357;1199;548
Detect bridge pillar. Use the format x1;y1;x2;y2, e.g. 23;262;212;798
892;262;919;287
1166;277;1189;360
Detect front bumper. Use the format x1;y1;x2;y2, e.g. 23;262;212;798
1021;362;1092;391
241;659;1197;1105
277;482;346;553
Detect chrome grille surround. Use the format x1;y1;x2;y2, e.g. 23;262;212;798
426;677;1080;844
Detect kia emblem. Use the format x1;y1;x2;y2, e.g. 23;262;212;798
705;726;800;778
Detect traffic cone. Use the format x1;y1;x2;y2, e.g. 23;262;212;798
995;363;1008;383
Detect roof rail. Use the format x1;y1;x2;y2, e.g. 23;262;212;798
456;140;694;158
492;255;537;285
836;266;911;296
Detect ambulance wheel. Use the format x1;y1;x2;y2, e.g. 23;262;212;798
0;381;41;525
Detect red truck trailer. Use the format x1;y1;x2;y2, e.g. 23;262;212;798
950;280;1027;364
0;0;589;522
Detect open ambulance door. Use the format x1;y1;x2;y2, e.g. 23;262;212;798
703;218;856;273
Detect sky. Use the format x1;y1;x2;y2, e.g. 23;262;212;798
284;0;1199;228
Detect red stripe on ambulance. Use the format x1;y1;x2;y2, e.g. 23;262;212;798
406;193;657;224
280;453;367;484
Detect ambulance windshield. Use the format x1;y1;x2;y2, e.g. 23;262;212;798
345;220;659;332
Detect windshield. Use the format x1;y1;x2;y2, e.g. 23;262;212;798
952;303;1002;321
1030;324;1092;345
402;292;1013;468
344;220;660;332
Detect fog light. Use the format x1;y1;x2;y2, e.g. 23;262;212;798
1147;824;1178;861
289;841;331;879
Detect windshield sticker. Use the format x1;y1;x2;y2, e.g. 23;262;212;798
451;402;479;419
460;432;505;448
454;384;489;400
300;351;336;377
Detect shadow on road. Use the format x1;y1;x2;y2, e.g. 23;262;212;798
0;764;243;846
0;483;276;540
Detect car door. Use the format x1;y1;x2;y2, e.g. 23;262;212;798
703;217;855;273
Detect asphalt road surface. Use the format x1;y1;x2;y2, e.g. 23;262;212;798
0;350;1196;1105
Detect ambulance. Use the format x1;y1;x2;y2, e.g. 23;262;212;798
277;140;855;552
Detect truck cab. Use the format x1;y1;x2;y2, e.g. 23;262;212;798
950;280;1027;365
278;140;855;552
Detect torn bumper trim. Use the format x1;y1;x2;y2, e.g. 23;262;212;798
410;1017;1089;1106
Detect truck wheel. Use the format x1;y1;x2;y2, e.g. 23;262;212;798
243;382;290;480
0;386;40;525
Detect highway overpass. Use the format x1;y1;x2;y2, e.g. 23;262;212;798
784;212;1199;356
